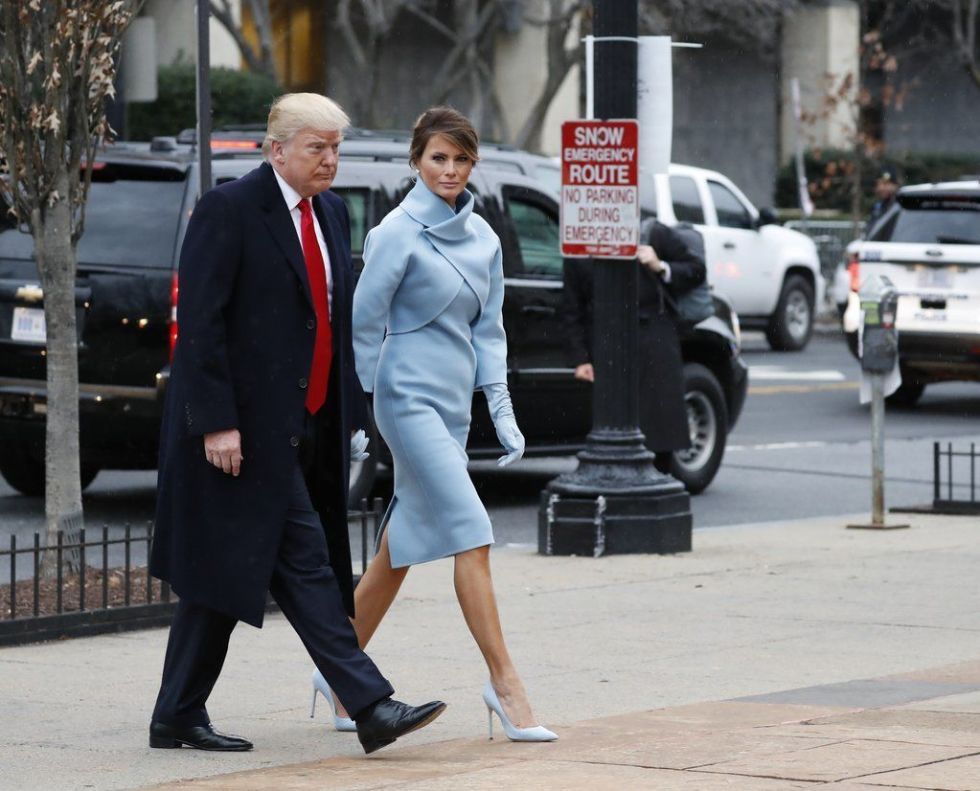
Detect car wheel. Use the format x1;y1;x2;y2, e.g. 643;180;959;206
0;451;99;497
669;363;729;495
766;275;815;351
886;378;926;408
347;405;379;510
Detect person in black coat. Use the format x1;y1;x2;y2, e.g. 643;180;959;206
563;219;706;466
148;93;445;754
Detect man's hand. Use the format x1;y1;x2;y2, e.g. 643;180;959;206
204;429;243;476
637;244;665;274
574;363;595;382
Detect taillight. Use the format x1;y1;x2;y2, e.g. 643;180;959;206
847;252;860;292
168;272;178;363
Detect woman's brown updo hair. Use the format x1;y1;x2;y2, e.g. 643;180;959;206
409;106;480;169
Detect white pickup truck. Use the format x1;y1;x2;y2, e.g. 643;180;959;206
481;153;824;351
649;164;823;351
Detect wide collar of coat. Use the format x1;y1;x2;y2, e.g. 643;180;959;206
399;177;492;306
254;161;346;318
400;176;475;241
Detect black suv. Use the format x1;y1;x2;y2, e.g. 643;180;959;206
0;137;747;500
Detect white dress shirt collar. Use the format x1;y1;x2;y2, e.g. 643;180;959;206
272;167;305;213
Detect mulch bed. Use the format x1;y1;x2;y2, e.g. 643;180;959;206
0;566;171;620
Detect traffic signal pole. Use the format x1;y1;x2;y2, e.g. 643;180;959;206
539;0;692;556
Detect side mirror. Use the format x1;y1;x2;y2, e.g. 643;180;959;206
757;207;779;227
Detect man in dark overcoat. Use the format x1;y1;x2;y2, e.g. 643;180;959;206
148;93;445;754
563;219;706;468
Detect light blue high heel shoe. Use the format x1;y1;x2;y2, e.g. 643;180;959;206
482;681;557;742
310;669;357;732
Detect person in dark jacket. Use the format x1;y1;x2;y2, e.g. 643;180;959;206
865;169;900;234
148;93;445;754
563;219;706;468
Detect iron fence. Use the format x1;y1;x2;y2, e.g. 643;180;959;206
933;442;980;515
0;498;385;646
785;219;864;284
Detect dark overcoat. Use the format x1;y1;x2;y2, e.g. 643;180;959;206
150;162;366;628
563;221;706;453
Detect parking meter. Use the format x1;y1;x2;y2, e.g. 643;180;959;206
859;275;899;373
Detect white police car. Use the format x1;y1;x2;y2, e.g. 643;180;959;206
842;180;980;404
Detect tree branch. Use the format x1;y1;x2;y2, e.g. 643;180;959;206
210;0;277;82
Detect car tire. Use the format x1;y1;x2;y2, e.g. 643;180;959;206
766;275;815;352
886;378;926;408
347;405;379;510
0;451;99;497
668;363;729;495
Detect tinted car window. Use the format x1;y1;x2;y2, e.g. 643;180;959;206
708;181;753;229
670;176;704;224
871;206;980;244
333;188;370;254
506;196;562;278
0;176;186;268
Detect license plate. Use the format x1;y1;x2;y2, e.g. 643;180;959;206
917;267;955;289
11;307;46;343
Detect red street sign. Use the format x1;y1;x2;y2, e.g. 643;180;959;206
560;120;639;259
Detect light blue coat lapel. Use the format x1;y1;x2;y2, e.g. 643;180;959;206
399;178;493;308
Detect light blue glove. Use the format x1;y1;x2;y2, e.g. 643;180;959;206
350;429;370;462
483;383;525;467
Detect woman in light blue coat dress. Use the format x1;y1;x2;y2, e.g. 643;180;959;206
312;108;555;742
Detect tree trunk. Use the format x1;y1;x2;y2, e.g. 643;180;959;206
851;149;863;239
34;167;84;576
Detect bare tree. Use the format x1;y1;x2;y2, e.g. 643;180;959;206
512;0;589;151
0;0;141;569
798;12;911;227
332;0;415;127
639;0;799;52
326;1;501;133
210;0;279;84
946;0;980;87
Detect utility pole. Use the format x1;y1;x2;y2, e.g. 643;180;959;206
196;0;212;197
539;0;692;557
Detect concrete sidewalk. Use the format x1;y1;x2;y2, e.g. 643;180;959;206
145;660;980;790
2;511;979;790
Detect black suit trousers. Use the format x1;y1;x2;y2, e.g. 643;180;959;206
152;464;393;727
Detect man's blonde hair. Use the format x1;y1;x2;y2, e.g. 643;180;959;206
263;93;350;158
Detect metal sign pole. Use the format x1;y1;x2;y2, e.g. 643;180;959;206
195;0;212;197
870;373;885;524
848;274;909;531
539;0;692;558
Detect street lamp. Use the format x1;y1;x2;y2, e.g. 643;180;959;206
539;0;692;557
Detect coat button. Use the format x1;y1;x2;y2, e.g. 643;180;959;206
289;435;299;447
298;377;308;389
306;319;315;330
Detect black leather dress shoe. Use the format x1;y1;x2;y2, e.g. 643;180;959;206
355;697;447;754
149;721;253;751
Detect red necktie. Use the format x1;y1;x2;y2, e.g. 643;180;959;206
298;199;332;414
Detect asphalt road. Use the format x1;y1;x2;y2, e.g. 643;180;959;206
1;330;978;570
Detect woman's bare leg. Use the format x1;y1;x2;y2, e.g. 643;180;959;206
351;529;410;647
454;545;537;727
333;530;409;718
